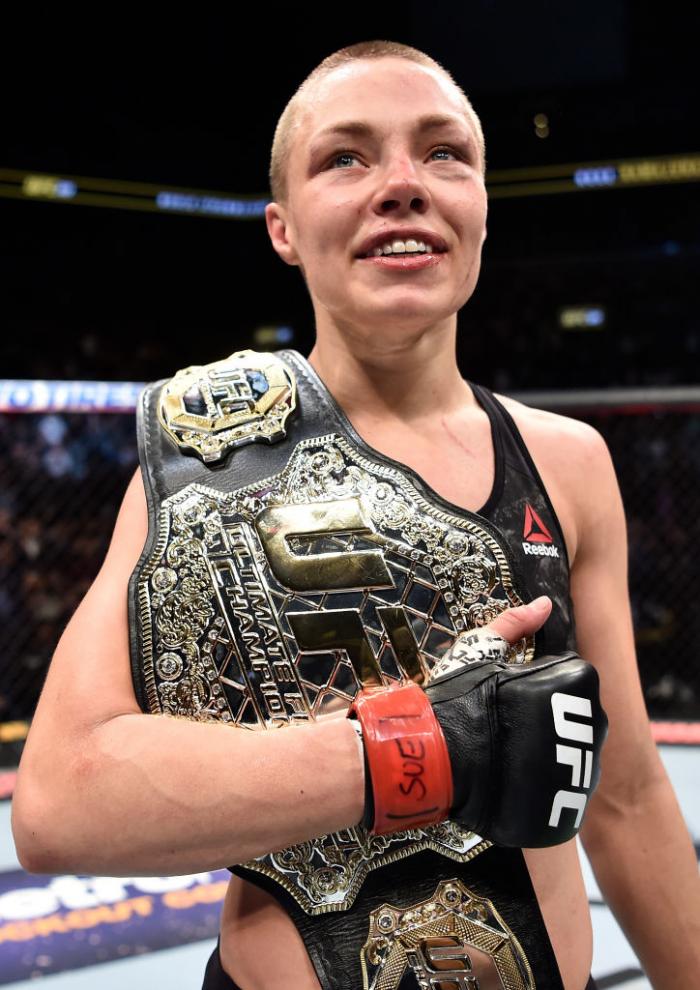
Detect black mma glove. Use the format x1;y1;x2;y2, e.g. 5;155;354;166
350;640;607;848
425;649;608;847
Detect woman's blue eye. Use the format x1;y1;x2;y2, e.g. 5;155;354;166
431;147;459;161
330;152;359;169
327;147;464;169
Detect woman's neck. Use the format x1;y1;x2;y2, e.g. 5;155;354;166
307;323;474;427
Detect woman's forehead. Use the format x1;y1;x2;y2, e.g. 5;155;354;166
281;57;481;198
301;59;465;131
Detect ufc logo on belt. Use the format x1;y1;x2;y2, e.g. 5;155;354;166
549;692;594;830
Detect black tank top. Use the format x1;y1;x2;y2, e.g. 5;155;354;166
131;354;576;987
468;381;577;659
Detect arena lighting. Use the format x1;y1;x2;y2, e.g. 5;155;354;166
573;167;618;188
0;379;145;412
1;152;699;217
0;168;268;219
533;112;550;140
485;152;700;199
22;175;77;199
253;325;295;347
558;306;606;330
155;192;266;217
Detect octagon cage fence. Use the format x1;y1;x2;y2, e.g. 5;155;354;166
1;380;698;750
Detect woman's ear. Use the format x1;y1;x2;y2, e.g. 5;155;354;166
265;202;301;267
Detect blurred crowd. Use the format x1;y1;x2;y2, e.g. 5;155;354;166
0;413;138;720
0;404;698;723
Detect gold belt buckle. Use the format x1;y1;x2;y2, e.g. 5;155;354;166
361;879;535;990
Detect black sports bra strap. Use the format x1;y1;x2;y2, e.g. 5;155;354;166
467;380;576;657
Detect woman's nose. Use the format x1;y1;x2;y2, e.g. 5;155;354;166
371;158;431;215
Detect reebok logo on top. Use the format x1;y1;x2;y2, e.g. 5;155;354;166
522;503;560;558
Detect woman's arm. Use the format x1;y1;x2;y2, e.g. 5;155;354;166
568;426;700;988
12;467;552;877
11;469;366;875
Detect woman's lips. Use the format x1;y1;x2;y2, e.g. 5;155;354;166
357;252;445;271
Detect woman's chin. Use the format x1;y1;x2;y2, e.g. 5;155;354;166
345;298;455;332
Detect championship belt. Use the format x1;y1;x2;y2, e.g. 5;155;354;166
128;349;564;989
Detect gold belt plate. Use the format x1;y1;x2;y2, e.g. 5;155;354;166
135;433;532;913
362;879;535;990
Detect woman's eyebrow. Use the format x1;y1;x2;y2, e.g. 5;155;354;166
309;113;474;153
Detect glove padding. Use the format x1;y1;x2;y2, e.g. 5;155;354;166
425;651;608;847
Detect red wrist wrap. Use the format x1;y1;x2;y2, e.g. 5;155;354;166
348;681;454;836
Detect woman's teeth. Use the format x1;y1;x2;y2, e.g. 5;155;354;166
370;239;433;257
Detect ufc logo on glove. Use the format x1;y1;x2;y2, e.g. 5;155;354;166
549;692;596;830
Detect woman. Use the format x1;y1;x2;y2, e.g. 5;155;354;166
13;40;700;990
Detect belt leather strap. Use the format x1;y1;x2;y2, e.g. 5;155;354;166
233;848;564;989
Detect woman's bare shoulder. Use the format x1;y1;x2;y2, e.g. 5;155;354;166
493;392;611;475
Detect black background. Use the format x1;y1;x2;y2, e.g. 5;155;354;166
3;2;698;389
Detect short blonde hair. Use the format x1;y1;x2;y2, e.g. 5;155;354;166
269;40;486;205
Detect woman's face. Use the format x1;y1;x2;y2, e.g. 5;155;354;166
266;58;488;342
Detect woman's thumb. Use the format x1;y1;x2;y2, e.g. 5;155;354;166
487;595;552;645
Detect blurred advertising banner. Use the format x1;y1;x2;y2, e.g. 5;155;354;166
0;868;228;982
